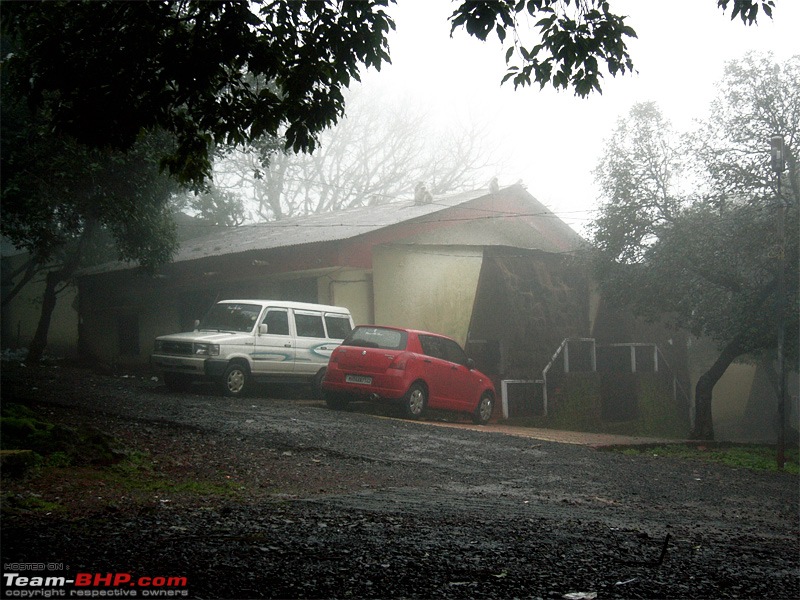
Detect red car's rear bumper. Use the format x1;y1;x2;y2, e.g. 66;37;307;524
322;367;408;400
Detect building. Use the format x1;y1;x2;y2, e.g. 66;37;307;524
5;184;792;441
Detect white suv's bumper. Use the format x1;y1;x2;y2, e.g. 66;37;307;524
151;354;207;376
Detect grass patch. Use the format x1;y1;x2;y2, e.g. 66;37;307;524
616;444;800;474
2;494;66;515
104;455;243;497
1;402;126;474
1;403;245;518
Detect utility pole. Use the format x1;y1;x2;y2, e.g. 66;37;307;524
770;135;787;469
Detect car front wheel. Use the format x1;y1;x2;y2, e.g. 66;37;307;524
221;363;249;397
402;383;427;420
472;392;494;425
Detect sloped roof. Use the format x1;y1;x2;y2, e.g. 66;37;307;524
81;184;586;275
172;187;492;264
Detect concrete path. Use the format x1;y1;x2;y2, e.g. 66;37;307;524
423;420;683;448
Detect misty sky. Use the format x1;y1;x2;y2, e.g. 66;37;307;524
353;0;799;234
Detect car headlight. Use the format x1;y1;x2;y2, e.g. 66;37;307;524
194;343;220;356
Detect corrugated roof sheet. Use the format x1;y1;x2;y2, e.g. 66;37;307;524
80;185;586;275
174;187;489;263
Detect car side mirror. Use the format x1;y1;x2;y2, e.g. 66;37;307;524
193;319;200;331
466;358;476;370
258;324;268;335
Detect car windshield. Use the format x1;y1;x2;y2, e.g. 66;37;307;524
344;327;407;350
199;303;262;332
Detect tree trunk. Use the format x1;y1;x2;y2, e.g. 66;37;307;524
26;270;61;362
690;334;746;440
26;221;96;363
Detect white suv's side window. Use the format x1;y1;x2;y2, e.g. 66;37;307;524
294;311;325;338
324;314;352;340
262;309;290;336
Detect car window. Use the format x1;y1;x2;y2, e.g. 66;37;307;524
324;314;352;340
295;312;326;338
344;327;407;350
419;335;445;359
440;338;469;366
262;309;290;336
200;303;262;332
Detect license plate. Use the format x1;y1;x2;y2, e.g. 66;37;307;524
346;375;372;385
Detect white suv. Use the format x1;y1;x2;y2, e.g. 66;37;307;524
151;300;354;397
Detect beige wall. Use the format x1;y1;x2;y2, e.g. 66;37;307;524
712;362;756;423
372;245;483;346
318;268;374;326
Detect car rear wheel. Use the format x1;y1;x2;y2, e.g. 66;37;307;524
472;392;494;425
402;383;427;420
221;362;249;397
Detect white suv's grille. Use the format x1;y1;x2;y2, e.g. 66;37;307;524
161;341;194;355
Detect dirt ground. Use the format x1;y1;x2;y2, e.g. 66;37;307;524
1;362;798;599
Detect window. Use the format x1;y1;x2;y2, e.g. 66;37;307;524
419;335;445;359
420;335;468;366
344;327;407;350
440;338;469;366
200;303;262;332
294;312;325;338
262;309;290;336
324;314;352;340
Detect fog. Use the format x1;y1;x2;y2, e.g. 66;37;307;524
354;0;800;234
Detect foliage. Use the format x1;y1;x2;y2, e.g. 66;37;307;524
1;25;182;360
590;52;799;439
0;403;125;467
451;0;636;96
174;188;248;227
0;84;181;360
0;89;180;273
592;102;686;263
449;0;772;97
1;0;395;188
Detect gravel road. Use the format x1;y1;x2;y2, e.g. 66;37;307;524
1;363;798;599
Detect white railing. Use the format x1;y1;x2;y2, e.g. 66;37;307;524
500;338;692;419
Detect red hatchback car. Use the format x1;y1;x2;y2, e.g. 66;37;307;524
322;325;495;424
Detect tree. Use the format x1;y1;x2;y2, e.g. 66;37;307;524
212;88;501;221
1;1;775;189
590;53;799;440
452;0;773;95
1;0;395;189
1;89;180;362
173;188;248;227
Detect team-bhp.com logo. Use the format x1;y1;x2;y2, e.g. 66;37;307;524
3;568;189;597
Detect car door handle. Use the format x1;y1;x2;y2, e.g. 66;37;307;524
424;359;432;363
284;344;292;348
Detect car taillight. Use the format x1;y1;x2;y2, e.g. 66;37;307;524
388;353;409;370
329;349;341;364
